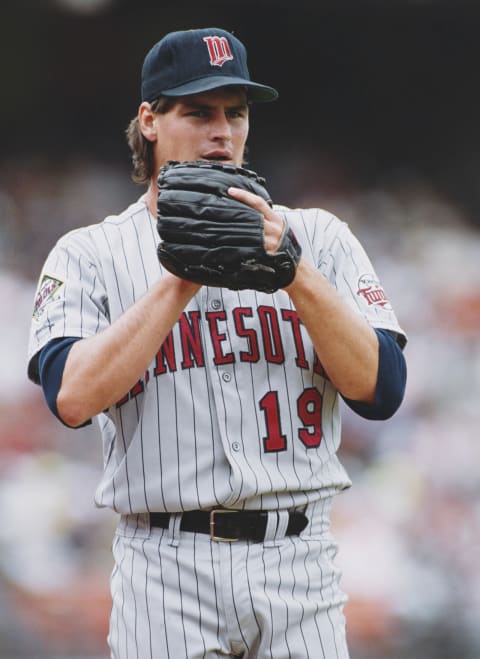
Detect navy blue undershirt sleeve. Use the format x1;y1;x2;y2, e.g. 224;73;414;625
38;336;91;428
342;328;407;420
40;329;405;426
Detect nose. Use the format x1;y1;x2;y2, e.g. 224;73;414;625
209;112;232;141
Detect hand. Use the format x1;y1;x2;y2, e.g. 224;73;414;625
156;161;302;293
227;186;286;254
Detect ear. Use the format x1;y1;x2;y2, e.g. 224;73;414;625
138;102;158;142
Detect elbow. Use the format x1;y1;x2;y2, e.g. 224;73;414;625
38;337;94;428
342;382;405;421
343;330;407;421
56;388;92;428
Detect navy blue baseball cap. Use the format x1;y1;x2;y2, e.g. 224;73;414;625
141;28;278;103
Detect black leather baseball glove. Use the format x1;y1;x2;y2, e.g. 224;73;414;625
156;161;302;293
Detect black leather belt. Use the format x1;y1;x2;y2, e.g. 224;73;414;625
149;509;308;542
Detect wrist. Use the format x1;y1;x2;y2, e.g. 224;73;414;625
284;258;316;292
158;270;202;297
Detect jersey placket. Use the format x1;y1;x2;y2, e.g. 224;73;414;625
201;288;251;507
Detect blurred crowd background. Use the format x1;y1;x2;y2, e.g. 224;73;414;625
1;0;480;657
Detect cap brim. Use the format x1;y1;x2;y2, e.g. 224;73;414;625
161;75;278;102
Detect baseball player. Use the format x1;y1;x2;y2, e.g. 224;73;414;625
27;27;407;659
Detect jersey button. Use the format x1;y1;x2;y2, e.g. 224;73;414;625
222;372;231;382
232;442;241;452
211;299;222;310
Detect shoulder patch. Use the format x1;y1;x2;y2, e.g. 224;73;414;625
33;274;64;318
357;274;392;310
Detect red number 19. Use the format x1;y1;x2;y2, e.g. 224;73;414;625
259;387;323;453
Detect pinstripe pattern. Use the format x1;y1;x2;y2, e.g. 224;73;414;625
109;501;349;659
28;197;405;515
28;196;406;657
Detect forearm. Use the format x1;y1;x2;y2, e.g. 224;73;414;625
57;275;200;427
286;259;379;402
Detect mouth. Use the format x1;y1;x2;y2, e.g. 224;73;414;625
201;153;232;163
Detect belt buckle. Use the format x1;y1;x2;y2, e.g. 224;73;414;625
209;509;240;542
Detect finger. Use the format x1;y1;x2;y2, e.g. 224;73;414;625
228;186;278;225
227;186;284;252
227;186;269;212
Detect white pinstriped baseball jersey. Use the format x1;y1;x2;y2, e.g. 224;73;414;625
28;196;405;515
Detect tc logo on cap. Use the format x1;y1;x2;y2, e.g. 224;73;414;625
203;36;234;67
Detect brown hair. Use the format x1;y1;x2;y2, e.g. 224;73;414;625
125;97;175;184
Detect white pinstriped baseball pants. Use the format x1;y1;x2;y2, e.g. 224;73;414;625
108;499;350;659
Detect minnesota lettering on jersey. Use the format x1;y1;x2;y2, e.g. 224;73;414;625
116;304;327;408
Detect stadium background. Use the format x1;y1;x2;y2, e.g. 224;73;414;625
1;1;479;657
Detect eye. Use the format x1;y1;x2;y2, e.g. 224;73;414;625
227;108;247;119
186;110;208;118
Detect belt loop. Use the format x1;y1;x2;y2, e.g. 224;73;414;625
263;510;290;547
274;510;290;540
167;512;182;547
262;511;278;546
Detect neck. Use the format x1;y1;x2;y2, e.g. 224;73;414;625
145;181;157;217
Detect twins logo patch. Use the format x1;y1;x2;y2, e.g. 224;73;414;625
203;36;234;67
357;274;391;310
33;274;64;318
